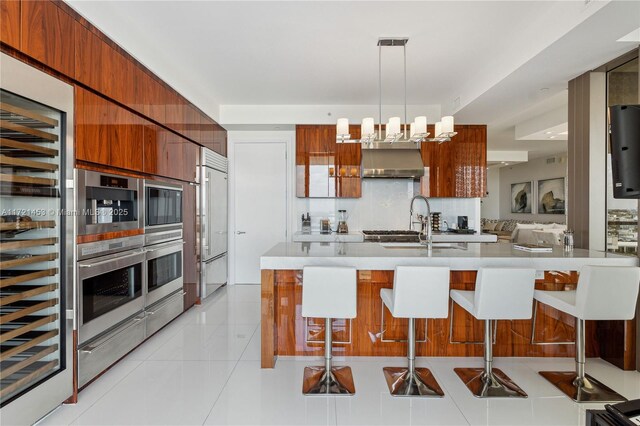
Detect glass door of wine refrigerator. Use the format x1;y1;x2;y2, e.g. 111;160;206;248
0;53;74;425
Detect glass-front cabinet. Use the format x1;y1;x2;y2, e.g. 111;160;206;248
0;53;74;425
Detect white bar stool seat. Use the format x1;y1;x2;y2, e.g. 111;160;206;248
450;267;536;398
301;266;357;395
535;265;640;402
381;266;450;397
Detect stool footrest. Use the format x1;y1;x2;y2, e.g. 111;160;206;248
382;367;444;397
454;367;528;398
538;371;626;403
302;366;355;395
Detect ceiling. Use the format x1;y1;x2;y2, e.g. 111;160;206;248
67;0;640;160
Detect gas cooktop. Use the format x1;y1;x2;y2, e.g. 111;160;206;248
362;230;420;242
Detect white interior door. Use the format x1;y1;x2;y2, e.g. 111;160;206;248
234;142;287;284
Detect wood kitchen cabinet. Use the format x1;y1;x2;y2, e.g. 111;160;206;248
75;22;136;109
420;124;487;198
3;0;227;164
0;0;21;49
143;124;199;182
75;87;144;172
296;124;361;198
21;0;75;77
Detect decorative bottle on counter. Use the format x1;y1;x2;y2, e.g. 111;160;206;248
563;230;574;251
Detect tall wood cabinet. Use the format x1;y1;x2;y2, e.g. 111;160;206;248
296;124;362;198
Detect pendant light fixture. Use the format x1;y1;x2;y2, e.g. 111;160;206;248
336;38;457;145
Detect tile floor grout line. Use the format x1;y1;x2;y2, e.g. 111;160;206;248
199;321;259;425
424;359;472;426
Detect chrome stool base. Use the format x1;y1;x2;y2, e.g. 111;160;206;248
383;367;444;397
455;368;528;398
539;371;626;403
302;366;355;395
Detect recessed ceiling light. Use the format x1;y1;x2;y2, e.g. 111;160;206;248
505;163;509;166
549;136;556;139
558;131;568;135
544;131;553;135
501;162;506;164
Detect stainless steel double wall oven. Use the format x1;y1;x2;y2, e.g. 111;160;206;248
76;174;185;387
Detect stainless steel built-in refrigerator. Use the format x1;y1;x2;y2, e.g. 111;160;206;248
0;53;75;425
200;147;228;299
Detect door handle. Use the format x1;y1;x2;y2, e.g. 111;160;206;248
236;231;246;235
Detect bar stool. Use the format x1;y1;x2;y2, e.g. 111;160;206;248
381;266;450;397
450;268;536;398
301;266;357;395
535;265;640;402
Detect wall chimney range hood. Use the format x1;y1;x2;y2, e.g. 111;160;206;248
361;142;424;178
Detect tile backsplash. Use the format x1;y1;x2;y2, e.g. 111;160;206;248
295;179;481;232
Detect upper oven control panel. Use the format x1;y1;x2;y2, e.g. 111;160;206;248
77;234;145;261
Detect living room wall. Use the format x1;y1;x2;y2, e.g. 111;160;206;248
481;167;500;218
499;155;568;223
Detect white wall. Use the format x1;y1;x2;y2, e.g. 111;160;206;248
227;130;296;286
482;167;500;219
499;155;568;222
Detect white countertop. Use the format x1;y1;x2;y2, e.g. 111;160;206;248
292;231;497;243
261;242;638;271
292;231;364;242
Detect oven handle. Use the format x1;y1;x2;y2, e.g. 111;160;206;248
80;314;145;354
78;250;145;268
144;241;186;254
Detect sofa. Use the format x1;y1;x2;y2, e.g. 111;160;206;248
481;218;567;245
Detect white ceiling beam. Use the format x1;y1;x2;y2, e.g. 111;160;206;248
487;150;529;163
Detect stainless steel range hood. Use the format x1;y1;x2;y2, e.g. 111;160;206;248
361;142;424;178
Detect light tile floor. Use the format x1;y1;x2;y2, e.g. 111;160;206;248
38;285;640;426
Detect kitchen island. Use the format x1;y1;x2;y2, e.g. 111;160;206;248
260;242;638;369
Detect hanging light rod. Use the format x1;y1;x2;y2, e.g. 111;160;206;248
337;37;457;145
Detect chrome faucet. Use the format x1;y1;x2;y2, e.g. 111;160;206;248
409;195;432;250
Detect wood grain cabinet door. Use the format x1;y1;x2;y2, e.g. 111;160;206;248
296;125;362;198
182;141;199;183
75;87;144;172
75;87;110;165
21;0;75;77
454;125;487;197
420;124;487;198
335;125;362;198
104;103;143;172
0;0;21;49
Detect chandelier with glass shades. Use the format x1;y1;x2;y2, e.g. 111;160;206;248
336;38;456;145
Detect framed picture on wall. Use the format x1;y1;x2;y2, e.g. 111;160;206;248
538;178;565;214
511;181;532;213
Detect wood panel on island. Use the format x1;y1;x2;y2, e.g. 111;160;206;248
296;124;362;198
261;269;602;368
